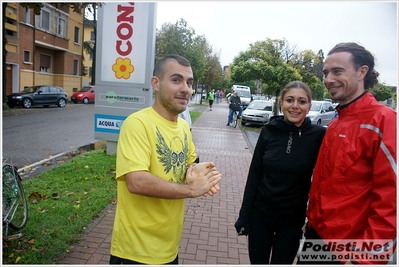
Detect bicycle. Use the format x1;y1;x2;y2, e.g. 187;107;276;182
232;109;239;128
2;163;28;240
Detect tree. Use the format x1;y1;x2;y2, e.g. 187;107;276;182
369;83;393;101
156;19;207;83
229;38;334;113
285;49;326;99
230;39;302;114
201;43;224;94
156;19;225;104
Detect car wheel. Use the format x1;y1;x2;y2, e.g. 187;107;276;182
317;119;321;125
241;120;246;126
22;98;32;109
58;98;67;108
83;98;89;104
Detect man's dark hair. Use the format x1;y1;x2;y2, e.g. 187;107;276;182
153;54;191;79
328;42;379;89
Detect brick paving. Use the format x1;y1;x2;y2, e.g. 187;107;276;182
59;100;254;265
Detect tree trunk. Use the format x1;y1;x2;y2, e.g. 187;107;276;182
91;7;96;85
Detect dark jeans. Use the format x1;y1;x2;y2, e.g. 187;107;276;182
248;208;303;264
109;254;178;265
227;107;243;123
296;225;342;265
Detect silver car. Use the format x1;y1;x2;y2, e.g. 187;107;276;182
307;101;336;126
242;100;273;126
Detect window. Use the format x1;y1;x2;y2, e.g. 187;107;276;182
90;31;95;42
58;17;66;37
74;27;80;44
49;86;62;93
23;50;31;63
41;10;50;30
25;7;30;24
40;54;51;73
73;59;78;75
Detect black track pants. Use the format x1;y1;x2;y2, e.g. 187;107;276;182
248;208;303;264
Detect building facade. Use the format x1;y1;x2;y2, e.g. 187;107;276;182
4;3;85;98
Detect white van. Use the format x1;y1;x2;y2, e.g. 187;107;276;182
231;85;252;109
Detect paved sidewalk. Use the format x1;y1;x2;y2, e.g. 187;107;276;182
59;101;254;265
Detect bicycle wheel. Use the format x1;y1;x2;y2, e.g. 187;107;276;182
2;165;28;230
233;111;238;128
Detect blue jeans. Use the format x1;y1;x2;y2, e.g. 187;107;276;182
228;107;243;123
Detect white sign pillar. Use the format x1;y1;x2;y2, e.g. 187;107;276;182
94;2;157;154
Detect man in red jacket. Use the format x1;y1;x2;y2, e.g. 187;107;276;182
299;43;396;264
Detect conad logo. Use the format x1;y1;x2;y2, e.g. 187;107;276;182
112;3;136;80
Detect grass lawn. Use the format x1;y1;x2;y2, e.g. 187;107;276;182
2;149;117;264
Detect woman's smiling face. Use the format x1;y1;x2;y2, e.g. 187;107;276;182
280;87;311;127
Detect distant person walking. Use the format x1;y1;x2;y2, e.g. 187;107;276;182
216;90;221;104
208;89;215;110
191;89;195;101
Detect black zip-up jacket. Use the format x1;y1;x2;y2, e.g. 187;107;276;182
238;116;326;228
229;95;241;110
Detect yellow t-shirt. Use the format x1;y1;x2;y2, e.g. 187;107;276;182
110;107;197;264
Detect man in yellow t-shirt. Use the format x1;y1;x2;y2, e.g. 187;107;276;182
110;55;222;265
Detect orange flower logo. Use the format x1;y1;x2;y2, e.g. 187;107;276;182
112;58;134;79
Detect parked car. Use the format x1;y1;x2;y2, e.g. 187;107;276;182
242;100;273;126
71;85;95;104
6;85;68;109
307;100;336;126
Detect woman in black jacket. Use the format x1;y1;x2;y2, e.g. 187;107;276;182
234;81;326;264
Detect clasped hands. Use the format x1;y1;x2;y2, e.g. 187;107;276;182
186;162;222;197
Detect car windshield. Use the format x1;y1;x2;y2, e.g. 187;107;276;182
253;95;266;100
22;86;39;93
310;102;322;111
235;90;251;98
79;86;92;92
248;101;273;111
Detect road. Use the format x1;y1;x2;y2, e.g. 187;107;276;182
2;104;100;173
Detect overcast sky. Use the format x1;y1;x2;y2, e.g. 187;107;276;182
155;1;398;86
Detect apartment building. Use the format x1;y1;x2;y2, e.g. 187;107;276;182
4;3;85;97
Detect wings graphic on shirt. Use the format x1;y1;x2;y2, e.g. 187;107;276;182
155;127;189;183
